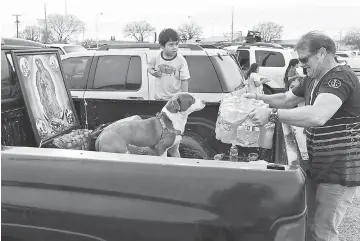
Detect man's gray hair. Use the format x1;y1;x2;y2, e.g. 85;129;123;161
295;31;337;54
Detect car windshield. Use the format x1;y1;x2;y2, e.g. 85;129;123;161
63;45;87;53
210;55;245;92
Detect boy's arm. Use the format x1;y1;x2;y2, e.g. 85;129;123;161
181;79;189;92
179;57;191;92
148;56;161;77
254;74;270;87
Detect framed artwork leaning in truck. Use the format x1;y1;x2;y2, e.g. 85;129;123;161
11;49;80;146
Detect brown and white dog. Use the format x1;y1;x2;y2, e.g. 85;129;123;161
95;93;206;157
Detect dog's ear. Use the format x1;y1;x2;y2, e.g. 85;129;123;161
171;98;181;111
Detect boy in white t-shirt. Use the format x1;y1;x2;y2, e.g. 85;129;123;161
147;28;190;100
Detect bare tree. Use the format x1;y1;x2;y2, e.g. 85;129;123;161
43;14;84;43
123;21;155;42
343;28;360;49
20;25;40;42
178;22;203;42
253;21;283;43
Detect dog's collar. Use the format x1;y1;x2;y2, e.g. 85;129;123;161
156;112;183;136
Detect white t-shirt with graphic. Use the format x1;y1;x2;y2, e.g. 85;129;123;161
148;52;190;100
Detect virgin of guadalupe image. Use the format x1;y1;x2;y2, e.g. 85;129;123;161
35;58;64;128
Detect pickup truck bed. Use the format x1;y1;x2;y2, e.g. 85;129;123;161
2;133;306;241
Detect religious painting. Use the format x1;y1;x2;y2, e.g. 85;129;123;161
11;49;80;145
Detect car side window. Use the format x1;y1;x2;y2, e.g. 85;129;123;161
1;51;20;100
184;56;222;93
93;55;141;91
255;50;285;67
336;53;347;58
63;57;91;89
237;50;250;68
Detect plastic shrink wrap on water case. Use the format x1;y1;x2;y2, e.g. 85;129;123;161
215;95;275;149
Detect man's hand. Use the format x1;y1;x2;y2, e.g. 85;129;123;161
248;107;272;126
242;93;257;99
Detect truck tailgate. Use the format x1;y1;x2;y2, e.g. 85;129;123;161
2;146;306;241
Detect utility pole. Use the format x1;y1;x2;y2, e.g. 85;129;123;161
339;30;342;50
95;13;103;48
231;7;234;42
44;4;49;43
64;0;68;15
12;14;21;38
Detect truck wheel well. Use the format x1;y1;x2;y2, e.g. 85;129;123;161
179;131;217;160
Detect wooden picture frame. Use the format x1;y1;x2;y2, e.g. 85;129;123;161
11;49;80;146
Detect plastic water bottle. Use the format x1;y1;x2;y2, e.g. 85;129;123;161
229;143;239;162
214;153;225;160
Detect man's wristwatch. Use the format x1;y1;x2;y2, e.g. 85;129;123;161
268;108;279;123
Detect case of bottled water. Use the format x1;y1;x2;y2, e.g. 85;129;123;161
215;95;275;149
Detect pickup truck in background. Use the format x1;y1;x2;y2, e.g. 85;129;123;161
1;38;306;241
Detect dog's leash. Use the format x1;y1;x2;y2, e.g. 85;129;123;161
156;112;182;138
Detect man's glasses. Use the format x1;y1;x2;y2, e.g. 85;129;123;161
298;52;316;64
298;48;324;64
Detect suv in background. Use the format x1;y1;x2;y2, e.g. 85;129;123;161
224;43;301;89
47;43;87;55
61;43;251;102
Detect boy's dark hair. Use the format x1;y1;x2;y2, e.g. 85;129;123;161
158;28;179;46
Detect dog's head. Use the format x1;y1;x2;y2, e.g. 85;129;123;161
166;93;206;115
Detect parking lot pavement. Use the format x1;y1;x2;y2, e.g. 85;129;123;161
339;187;360;241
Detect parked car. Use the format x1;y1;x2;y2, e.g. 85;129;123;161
224;43;302;89
335;52;360;78
1;38;45;99
336;51;356;58
2;38;306;241
47;43;87;55
61;43;277;103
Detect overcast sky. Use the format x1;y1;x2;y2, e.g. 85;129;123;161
1;0;360;42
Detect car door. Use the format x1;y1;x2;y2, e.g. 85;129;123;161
83;51;148;100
